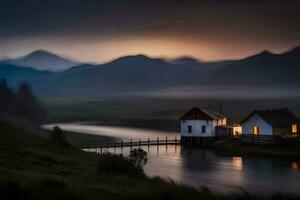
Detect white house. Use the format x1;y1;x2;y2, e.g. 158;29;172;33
179;107;227;145
240;108;300;144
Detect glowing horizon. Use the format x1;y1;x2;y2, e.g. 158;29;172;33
0;0;300;65
1;36;299;64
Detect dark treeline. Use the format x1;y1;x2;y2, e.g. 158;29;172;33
0;79;46;124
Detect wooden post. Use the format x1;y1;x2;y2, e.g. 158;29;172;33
139;138;141;148
121;140;123;148
157;137;159;145
165;136;168;151
130;139;132;151
147;139;150;152
175;137;177;153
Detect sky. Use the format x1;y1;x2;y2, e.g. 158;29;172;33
0;0;300;63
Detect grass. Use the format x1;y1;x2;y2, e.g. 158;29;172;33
213;137;300;158
1;120;300;199
97;153;144;176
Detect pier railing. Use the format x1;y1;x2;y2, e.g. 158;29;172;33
75;137;181;149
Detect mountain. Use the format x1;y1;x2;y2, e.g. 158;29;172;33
34;54;203;96
5;50;78;72
171;56;202;65
36;46;300;97
170;56;232;72
196;47;300;86
0;62;53;88
3;46;300;97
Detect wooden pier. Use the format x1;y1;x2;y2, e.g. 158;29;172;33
75;137;181;150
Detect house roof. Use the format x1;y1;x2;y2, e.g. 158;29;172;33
240;108;300;127
180;107;226;120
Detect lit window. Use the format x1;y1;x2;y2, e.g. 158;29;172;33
292;124;298;134
188;125;192;133
253;126;259;135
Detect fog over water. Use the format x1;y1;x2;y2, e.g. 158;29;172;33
133;86;300;99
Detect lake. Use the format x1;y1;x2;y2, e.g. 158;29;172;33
43;122;300;194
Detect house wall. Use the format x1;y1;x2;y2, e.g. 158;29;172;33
215;126;233;138
181;120;215;137
241;114;273;135
273;127;291;136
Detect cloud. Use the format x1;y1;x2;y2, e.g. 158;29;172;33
0;0;300;62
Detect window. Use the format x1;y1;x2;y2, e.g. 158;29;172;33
188;125;192;134
253;126;259;136
292;124;298;134
202;125;206;133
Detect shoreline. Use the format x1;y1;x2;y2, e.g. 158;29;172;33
42;122;300;159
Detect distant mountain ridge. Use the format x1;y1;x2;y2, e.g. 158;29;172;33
1;46;300;97
0;62;53;87
3;50;78;72
34;54;197;96
196;47;300;85
169;56;232;72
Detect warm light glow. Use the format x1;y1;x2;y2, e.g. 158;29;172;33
291;162;298;170
292;124;298;134
253;126;259;135
232;157;243;170
233;125;242;136
2;35;289;64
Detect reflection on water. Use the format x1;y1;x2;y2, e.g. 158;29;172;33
232;157;243;171
87;145;300;194
43;123;300;194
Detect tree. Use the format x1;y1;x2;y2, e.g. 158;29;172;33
0;79;14;113
129;148;147;169
50;126;70;147
14;82;46;124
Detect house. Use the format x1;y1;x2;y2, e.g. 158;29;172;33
240;108;300;144
179;107;229;145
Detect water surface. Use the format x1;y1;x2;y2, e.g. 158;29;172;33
43;122;300;194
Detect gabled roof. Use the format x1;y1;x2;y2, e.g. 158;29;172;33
180;107;226;120
240;108;300;127
202;108;227;120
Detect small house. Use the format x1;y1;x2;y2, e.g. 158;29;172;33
240;108;300;144
179;107;229;145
